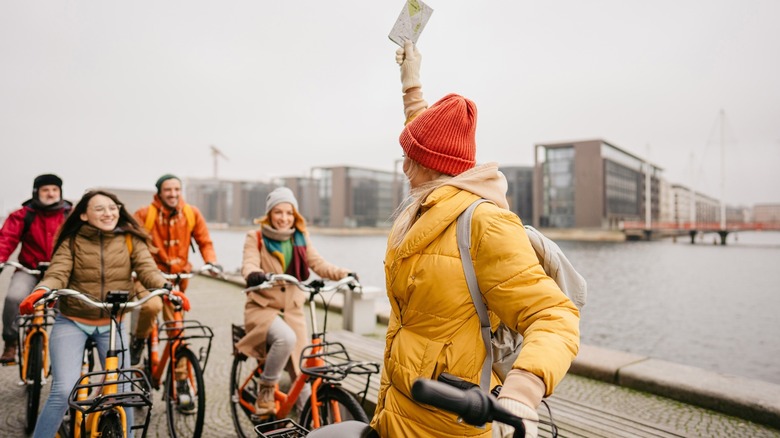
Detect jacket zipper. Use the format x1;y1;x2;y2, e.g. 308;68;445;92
99;231;106;316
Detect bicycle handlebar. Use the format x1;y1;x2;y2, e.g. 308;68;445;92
411;378;526;436
242;274;360;295
0;261;42;276
36;288;177;311
159;264;223;282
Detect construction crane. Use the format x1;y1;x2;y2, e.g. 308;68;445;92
210;144;229;180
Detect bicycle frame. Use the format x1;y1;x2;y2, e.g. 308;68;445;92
145;272;214;391
17;303;55;379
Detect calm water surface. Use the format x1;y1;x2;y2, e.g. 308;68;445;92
199;229;780;385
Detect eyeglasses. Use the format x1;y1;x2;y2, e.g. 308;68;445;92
91;204;121;213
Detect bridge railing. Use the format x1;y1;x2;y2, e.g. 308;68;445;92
621;221;780;232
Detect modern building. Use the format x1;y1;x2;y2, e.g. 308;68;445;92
533;139;663;229
184;178;283;226
500;166;534;225
753;204;780;224
669;184;721;227
310;166;397;228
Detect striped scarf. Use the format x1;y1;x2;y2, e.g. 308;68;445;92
261;227;310;281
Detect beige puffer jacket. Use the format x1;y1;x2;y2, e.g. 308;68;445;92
38;225;165;320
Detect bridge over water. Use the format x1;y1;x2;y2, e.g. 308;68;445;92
621;221;780;244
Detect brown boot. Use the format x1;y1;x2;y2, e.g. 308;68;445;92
0;341;17;364
254;380;277;416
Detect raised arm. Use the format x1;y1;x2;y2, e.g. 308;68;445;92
397;40;428;124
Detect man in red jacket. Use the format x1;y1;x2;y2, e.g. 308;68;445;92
0;174;71;363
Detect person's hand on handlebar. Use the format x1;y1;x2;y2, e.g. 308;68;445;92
492;370;543;438
202;263;223;277
169;290;191;312
245;271;270;287
19;288;52;315
491;398;538;437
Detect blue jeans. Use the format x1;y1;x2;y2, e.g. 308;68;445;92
33;314;134;438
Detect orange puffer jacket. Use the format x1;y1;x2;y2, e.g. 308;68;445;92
134;196;216;275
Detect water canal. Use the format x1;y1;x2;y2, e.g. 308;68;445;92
198;229;780;385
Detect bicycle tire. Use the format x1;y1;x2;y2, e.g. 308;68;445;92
299;384;368;431
25;332;44;434
165;347;206;438
96;409;124;438
229;354;261;438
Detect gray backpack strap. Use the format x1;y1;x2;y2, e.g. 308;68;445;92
456;199;492;392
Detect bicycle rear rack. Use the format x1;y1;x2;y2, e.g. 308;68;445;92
255;418;309;438
299;340;380;407
159;319;214;370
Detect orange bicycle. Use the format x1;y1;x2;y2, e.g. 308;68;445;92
229;274;379;438
138;268;215;438
1;260;53;434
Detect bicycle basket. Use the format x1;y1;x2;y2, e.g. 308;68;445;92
254;419;309;438
67;367;153;414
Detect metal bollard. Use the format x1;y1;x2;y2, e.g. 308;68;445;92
342;285;381;335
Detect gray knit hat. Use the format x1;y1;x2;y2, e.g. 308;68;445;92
265;187;299;214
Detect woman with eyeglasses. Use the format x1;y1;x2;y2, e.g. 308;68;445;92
20;190;167;437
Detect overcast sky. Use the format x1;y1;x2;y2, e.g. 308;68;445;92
1;1;779;215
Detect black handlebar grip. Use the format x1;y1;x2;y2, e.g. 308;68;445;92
411;378;492;426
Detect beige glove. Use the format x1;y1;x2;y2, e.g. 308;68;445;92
395;40;427;123
492;369;545;437
491;398;539;438
397;40;422;92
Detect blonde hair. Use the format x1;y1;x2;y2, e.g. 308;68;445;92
389;160;450;249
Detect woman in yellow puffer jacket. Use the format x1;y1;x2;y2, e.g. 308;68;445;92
369;41;580;438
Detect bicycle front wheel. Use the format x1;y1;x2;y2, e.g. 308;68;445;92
96;409;124;438
229;353;261;438
25;332;44;434
165;347;206;438
299;384;368;431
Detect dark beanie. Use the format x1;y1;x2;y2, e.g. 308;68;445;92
32;173;63;200
33;174;62;190
155;174;181;192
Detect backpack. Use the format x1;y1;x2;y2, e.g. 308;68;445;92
144;203;197;252
456;199;587;392
144;203;196;234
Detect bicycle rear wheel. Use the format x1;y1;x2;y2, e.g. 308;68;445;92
25;332;44;434
229;354;262;438
96;409;124;438
165;347;206;438
299;384;368;431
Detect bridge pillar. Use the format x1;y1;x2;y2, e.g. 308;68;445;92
718;230;729;246
689;230;697;244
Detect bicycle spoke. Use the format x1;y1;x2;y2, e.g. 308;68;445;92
229;355;262;438
165;348;206;438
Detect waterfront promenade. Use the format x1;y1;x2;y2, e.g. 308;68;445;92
1;274;779;437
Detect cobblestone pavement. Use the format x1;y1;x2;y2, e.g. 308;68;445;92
2;271;779;437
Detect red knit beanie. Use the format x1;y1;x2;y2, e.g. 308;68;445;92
399;93;477;176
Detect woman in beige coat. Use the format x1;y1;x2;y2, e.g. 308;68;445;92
236;187;354;416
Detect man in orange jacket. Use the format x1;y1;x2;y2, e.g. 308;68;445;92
130;174;221;409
